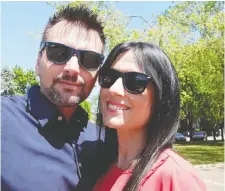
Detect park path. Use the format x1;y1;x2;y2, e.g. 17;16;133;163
195;163;224;191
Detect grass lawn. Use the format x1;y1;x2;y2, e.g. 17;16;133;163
174;141;224;165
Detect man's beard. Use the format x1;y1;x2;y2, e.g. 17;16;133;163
40;73;85;107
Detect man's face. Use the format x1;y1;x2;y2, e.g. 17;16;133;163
35;21;104;107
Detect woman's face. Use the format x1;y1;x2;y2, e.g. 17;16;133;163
100;50;155;130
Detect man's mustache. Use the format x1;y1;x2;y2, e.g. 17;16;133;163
54;73;85;86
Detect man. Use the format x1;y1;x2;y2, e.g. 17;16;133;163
1;5;105;191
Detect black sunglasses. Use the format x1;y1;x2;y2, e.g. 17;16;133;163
99;68;151;94
40;42;104;71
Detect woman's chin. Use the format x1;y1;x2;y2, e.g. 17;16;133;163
103;117;125;129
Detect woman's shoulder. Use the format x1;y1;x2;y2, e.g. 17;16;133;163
162;148;197;171
140;148;207;191
142;148;197;179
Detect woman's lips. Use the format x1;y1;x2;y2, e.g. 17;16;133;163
107;100;130;112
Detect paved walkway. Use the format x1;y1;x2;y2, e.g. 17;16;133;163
195;163;224;191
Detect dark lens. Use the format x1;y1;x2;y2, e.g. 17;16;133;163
79;51;103;70
99;69;118;88
124;72;148;93
47;43;71;64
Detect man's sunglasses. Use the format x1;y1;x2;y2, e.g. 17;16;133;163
40;42;105;71
99;68;151;94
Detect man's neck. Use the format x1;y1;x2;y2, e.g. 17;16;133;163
57;106;77;123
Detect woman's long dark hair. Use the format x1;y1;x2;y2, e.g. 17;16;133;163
96;42;180;191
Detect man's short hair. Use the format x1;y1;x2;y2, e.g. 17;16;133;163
42;5;105;45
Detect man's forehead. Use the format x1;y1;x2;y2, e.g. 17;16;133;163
45;21;103;52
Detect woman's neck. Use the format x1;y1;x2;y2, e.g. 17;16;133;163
116;127;147;170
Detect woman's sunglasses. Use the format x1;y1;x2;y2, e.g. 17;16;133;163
40;42;105;71
99;68;151;94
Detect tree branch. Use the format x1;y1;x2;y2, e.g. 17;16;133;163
128;15;152;28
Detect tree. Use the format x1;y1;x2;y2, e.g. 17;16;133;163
1;65;39;95
80;100;92;120
1;66;17;96
13;66;39;95
141;2;224;139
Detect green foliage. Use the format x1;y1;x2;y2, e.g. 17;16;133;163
90;94;100;123
13;66;39;95
1;66;39;95
80;100;92;120
141;2;224;131
1;66;17;95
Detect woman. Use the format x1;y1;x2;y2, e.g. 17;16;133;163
94;42;206;191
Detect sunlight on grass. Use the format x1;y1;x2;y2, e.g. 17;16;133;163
174;141;224;165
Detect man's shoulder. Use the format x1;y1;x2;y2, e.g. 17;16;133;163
79;121;105;143
77;121;105;158
1;95;28;129
1;95;26;109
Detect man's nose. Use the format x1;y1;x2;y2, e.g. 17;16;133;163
63;56;80;75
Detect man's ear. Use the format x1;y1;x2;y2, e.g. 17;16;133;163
35;52;41;76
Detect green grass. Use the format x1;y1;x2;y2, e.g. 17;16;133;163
174;141;224;165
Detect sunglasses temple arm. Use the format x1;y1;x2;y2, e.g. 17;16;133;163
39;42;46;54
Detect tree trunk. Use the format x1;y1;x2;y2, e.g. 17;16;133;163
220;121;224;141
189;122;194;142
221;128;224;141
187;109;194;142
212;129;217;141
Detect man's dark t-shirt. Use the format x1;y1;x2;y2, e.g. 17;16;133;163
1;85;103;191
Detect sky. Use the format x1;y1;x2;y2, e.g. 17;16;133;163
1;1;175;70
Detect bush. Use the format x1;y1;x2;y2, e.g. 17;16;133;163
80;100;92;120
